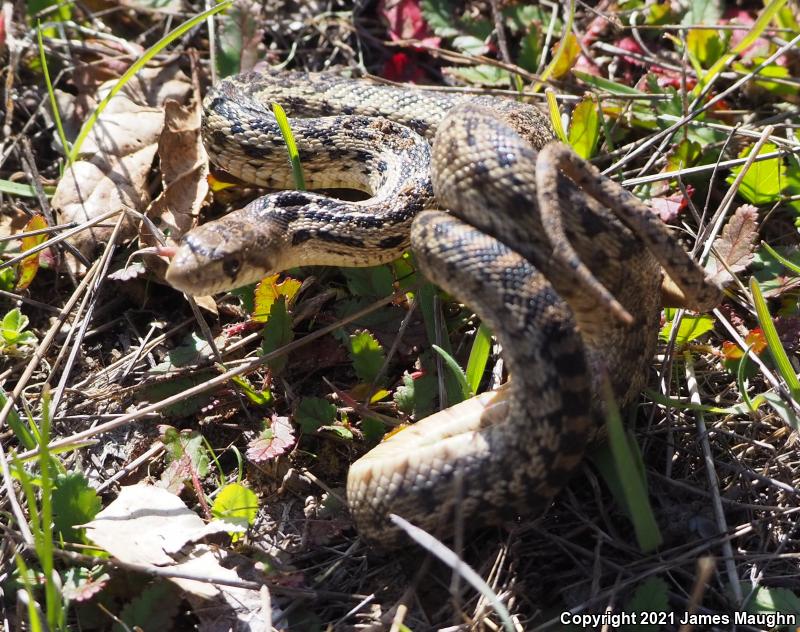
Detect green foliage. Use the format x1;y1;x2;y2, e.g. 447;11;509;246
348;330;386;384
592;378;661;552
740;584;800;619
681;0;722;25
342;265;394;297
211;482;258;532
659;312;715;344
568;96;600;159
296;397;337;433
728;142;786;205
432;344;471;402
272;103;306;190
52;473;101;544
115;583;180;632
622;577;669;632
360;417;387;443
0;308;38;354
260;296;294;374
215;3;261;77
394;370;437;418
231;375;273;406
465;323;492;395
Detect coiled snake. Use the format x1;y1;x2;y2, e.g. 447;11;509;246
165;70;721;546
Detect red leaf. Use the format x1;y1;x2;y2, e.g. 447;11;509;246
379;0;440;47
247;416;295;462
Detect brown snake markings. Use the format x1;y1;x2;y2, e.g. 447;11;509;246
165;70;722;546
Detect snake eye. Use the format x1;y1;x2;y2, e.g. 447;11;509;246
222;258;242;279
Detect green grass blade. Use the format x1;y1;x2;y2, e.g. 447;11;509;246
599;375;661;551
0;179;38;197
37;21;70;158
761;241;800;276
271;102;306;191
67;0;234;164
465;323;491;394
749;276;800;402
545;89;568;143
694;0;787;95
432;344;471;401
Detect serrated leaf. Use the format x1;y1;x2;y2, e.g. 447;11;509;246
247;416;295;461
116;583;180;632
659;314;715;344
17;215;47;290
394;371;436;417
420;0;459;37
52;473;101;543
707;204;758;285
296;397;337;433
320;424;353;440
252;274;301;323
158;426;210;494
348;330;386;384
260;296;294;374
211;482;258;529
727;142;786;205
568;96;600;159
681;0;721;25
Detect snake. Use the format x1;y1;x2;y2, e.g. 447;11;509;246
164;70;721;547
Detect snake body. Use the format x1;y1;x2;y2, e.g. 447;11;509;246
165;71;721;546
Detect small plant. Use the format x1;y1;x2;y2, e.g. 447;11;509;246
0;308;38;355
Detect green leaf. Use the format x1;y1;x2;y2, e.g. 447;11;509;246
211;482;258;529
272;102;306;191
348;330;386;384
750;276;800;402
231;375;273;406
360;417;386;443
0;179;38;197
593;378;661;552
394;370;437;418
741;584;800;617
681;0;721;25
296;397;337;433
116;583;180;632
52;473;101;543
342;265;395;298
687;28;727;69
733;60;799;97
622;577;669;632
568;96;600;159
260;296;294;374
444;65;511;87
215;3;260;77
431;345;471;401
421;0;460;37
659;313;715;344
465;323;492;394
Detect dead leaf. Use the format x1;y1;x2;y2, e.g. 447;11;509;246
708;204;759;285
83;484;276;630
53;61;191;264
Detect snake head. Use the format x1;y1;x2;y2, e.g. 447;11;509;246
165;214;283;295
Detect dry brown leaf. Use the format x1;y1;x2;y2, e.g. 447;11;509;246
707;204;759;285
141;97;210;279
52;61;191;265
83;484;275;630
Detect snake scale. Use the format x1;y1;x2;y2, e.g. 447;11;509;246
165;70;721;546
